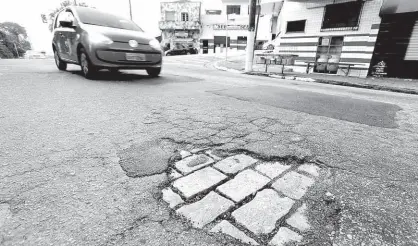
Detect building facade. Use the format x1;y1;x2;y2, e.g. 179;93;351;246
199;0;280;54
159;0;202;50
370;0;418;79
276;0;383;77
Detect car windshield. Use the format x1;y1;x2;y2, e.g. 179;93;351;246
76;7;143;31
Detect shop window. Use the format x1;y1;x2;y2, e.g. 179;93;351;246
181;13;189;21
165;11;175;21
314;36;344;74
227;5;241;15
286;20;306;33
322;1;363;31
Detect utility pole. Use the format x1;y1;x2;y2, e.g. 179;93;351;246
129;0;133;20
253;0;261;55
245;0;257;72
73;0;77;5
226;15;228;61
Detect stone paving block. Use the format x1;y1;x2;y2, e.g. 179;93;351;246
175;154;214;174
272;172;315;200
176;192;234;228
169;169;182;180
232;189;295;235
298;164;320;177
211;220;259;245
162;188;184;208
216;170;270;203
179;150;192;159
205;150;222;161
269;227;302;246
173;167;227;199
286;203;310;232
255;162;291;179
214;154;258;174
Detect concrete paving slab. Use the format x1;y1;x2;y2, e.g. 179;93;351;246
176;192;234;228
214;154;258;174
298;164;320;177
173;167;227;199
175;154;214;174
162;188;184;208
211;220;259;245
232;189;295;235
272;172;315;200
255;162;291;179
216;170;270;202
169;169;182;180
286;204;310;232
269;227;302;246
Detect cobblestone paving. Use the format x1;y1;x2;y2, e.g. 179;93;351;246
163;149;324;246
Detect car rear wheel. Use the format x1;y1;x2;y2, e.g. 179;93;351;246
54;50;67;71
146;67;161;78
79;48;96;79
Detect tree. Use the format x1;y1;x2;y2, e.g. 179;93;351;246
0;23;31;58
47;0;89;32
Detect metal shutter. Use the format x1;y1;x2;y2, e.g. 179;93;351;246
405;19;418;61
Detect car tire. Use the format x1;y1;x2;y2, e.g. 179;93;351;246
79;48;96;79
166;53;171;56
54;50;67;71
146;67;161;78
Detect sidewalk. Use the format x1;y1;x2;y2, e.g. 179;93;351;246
215;58;418;95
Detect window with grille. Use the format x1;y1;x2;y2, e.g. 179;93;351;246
181;13;189;21
165;11;175;21
227;5;240;15
322;1;363;31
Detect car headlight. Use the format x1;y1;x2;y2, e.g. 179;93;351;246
149;39;161;51
88;33;113;45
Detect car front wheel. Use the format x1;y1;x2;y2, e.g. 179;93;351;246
79;48;96;79
54;50;67;71
146;67;161;77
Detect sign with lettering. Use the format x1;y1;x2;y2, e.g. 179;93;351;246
213;24;249;30
371;60;387;77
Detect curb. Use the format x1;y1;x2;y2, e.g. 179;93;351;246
213;63;418;95
213;61;244;74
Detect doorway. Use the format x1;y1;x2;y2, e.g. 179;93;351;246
202;40;209;54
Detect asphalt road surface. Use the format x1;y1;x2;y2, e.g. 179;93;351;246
1;55;417;246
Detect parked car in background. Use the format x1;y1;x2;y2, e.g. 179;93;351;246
52;6;163;79
165;44;198;56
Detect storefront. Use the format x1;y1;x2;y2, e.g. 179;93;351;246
370;0;418;78
276;0;383;78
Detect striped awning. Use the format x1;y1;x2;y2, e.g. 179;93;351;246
380;0;418;15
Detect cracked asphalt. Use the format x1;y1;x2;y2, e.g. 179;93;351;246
1;56;418;245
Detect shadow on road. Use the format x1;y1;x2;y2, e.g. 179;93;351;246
68;69;203;84
69;70;157;82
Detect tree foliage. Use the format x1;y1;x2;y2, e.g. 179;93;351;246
0;22;31;58
48;0;89;32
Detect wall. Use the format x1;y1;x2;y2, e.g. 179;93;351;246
277;0;383;77
160;1;202;49
160;1;201;22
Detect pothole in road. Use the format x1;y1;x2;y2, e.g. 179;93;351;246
117;139;183;178
161;148;341;245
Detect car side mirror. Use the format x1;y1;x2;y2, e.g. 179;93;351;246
60;20;76;28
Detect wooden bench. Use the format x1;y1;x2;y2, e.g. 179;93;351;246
255;53;298;74
304;61;365;76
